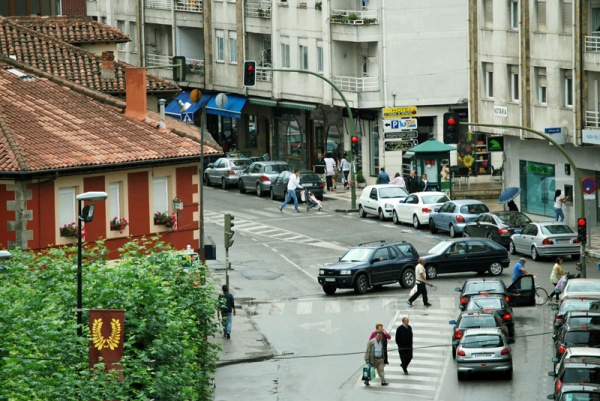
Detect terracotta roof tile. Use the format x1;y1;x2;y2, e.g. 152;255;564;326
6;16;131;44
0;17;178;95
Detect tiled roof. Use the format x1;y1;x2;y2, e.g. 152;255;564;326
6;16;130;44
0;17;179;95
0;63;219;174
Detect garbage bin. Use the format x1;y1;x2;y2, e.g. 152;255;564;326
204;236;216;260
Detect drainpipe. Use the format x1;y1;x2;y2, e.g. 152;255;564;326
172;1;177;56
139;0;145;67
380;0;387;169
159;99;166;128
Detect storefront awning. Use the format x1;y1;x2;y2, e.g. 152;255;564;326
165;92;212;123
248;97;278;107
279;101;317;111
206;94;247;119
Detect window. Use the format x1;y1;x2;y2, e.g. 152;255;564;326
281;42;290;68
563;69;573;107
483;0;493;29
509;65;519;102
509;0;519;30
317;45;324;72
536;0;546;32
299;45;308;70
484;63;494;99
58;187;76;227
229;31;238;64
109;182;122;219
216;30;225;62
117;20;126;51
536;67;547;105
153;177;169;214
129;22;137;52
562;0;572;34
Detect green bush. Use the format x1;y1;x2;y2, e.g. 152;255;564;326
0;238;220;400
356;170;366;183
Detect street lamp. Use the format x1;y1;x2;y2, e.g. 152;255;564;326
76;191;108;336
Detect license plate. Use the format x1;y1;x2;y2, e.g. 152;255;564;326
474;353;493;358
325;278;336;282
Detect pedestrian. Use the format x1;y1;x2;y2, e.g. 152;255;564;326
550;257;569;301
279;169;304;213
392;172;406;189
339;153;351;189
419;174;429;192
324;152;337;191
407;258;432;307
313;152;326;184
554;189;569;222
395;316;413;375
363;331;389;386
507;200;519;211
368;323;391;366
217;284;236;339
406;170;419;193
378;167;390;184
512;257;531;284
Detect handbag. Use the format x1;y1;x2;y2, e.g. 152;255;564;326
362;363;371;381
409;284;418;297
370;366;376;380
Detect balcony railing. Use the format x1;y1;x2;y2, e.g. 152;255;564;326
146;53;172;69
585;32;600;52
146;54;204;76
333;75;379;92
330;9;378;25
246;1;271;18
585;110;600;127
145;0;202;13
256;68;272;82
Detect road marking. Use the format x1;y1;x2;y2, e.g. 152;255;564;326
297;302;313;315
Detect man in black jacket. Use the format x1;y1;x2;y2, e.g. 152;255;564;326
406;170;419;193
395;316;413;374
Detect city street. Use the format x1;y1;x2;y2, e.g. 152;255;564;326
205;186;568;400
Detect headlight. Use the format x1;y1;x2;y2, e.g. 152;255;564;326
384;203;393;210
319;269;324;275
340;270;352;275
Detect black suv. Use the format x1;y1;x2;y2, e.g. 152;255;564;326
448;310;508;358
317;240;419;295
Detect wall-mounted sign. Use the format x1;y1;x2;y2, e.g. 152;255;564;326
383;118;418;132
382;106;417;119
582;129;600;145
544;127;566;145
493;105;508;117
384;139;418;151
384;131;418;140
487;136;504;152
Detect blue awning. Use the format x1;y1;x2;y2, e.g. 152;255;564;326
206;94;247;119
165;92;212;124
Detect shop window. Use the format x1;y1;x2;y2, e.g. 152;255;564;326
326;124;341;158
246;115;258;148
287;118;302;159
519;160;555;218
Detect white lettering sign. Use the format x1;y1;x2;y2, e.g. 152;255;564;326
582;129;600;145
493;105;508;118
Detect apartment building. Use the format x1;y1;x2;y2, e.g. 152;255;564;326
469;0;600;226
87;0;468;183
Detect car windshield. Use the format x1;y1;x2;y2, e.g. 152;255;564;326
340;248;372;262
464;281;504;294
562;367;600;384
462;334;503;348
231;159;252;167
459;204;489;214
496;212;532;226
568;282;600;293
565;330;600;346
265;165;290;174
422;194;450;204
461;316;498;328
428;242;451;255
379;187;409;199
542;224;574;235
467;297;504;310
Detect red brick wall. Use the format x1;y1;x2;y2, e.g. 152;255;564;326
83;176;107;240
61;0;87;16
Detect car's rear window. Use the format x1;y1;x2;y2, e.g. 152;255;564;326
422;194;450;204
459;204;489;214
565;330;600;347
231;159;252;167
301;173;321;182
559;392;600;401
462;334;503;348
379;187;408;199
561;367;600;385
461;316;499;329
496;213;532;226
467;297;504;310
265;164;290;174
568;316;600;327
560;300;600;315
465;281;504;294
568;282;600;293
542;224;574;235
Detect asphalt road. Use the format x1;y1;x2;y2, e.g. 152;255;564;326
205;186;566;400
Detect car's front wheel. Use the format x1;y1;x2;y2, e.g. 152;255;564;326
204;174;211;186
353;274;369;295
256;183;264;197
509;241;517;254
463;230;471;238
531;246;539;261
425;264;438;279
400;268;416;288
488;262;503;276
392;211;400;225
429;219;438;234
270;189;276;200
378;209;386;221
358;205;366;218
323;285;337;295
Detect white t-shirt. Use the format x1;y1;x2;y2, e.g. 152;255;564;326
554;196;562;209
340;158;351;172
324;158;336;176
415;263;426;284
287;174;303;190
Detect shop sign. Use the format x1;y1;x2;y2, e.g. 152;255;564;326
487;136;504;152
582;129;600;145
382;106;417;119
527;162;554;176
384;131;418;140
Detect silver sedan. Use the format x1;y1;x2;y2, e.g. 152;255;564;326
238;161;291;197
204;157;253;189
509;222;580;261
456;327;513;380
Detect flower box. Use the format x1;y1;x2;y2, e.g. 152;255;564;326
154;211;177;229
60;222;78;237
110;217;129;234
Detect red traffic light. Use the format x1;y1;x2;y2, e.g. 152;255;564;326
351;136;359;143
578;218;587;226
447;117;457;125
246;65;255;72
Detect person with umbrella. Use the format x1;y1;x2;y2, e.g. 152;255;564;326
507;200;518;211
499;187;521;211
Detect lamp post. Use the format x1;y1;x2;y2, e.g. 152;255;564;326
76;191;108;336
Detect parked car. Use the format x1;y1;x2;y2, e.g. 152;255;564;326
358;184;410;221
455;327;513;380
547;383;600;401
392;191;450;228
420;238;510;279
455;275;537;310
463;211;532;247
559;279;600;302
553;320;600;359
509;222;581;261
551;347;600;377
270;170;325;201
465;294;515;339
551;297;600;335
449;310;508;359
238;161;291;197
317;240;420;295
429;199;490;238
551;355;600;399
204;157;253;189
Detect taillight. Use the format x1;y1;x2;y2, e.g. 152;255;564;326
454;329;464;339
556;379;563;393
501;348;510;355
461;297;468;305
259;175;270;182
498;228;510;235
558;345;567;355
501;313;512;321
504;295;510;302
542;238;554;245
318;183;324;188
457;349;466;356
227;170;236;176
555;316;563;324
456;215;465;223
422;208;432;213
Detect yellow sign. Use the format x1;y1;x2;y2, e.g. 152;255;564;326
383;106;417;119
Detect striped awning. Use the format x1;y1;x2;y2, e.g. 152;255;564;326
279;101;317;111
248;97;278;107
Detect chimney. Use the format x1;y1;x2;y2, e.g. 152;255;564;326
125;67;147;121
101;51;115;80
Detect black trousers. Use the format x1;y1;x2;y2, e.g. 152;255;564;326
398;348;413;370
326;175;334;190
408;282;428;304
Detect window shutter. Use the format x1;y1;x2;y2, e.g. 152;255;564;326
484;0;493;28
562;0;573;34
537;1;546;31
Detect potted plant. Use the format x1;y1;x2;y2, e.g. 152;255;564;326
59;222;78;238
154;211;177;230
356;170;366;188
110;217;129;234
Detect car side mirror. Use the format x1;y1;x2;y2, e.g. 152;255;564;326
515;230;521;234
547;371;556;377
547;395;555;400
371;258;380;264
552;334;556;340
434;207;440;212
551;304;558;311
455;287;461;292
552;357;558;363
449;320;456;325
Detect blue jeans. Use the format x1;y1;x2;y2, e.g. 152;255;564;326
221;312;233;335
280;189;299;211
554;207;565;222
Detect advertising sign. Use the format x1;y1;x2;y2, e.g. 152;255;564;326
382;106;417;119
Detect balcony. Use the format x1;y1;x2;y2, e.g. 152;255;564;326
256;69;272;82
585;32;600;52
585;110;600;128
330;9;378;25
246;1;271;18
329;9;380;42
146;54;204;84
145;0;202;13
333;76;379;92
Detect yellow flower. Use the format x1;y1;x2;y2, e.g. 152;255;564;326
457;156;463;165
466;131;473;142
463;154;475;167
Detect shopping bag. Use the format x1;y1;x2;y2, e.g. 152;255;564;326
409;284;418;297
370;366;376;380
362;364;371;381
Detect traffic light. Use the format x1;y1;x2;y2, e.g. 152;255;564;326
243;60;256;87
172;56;187;82
351;135;360;156
224;213;235;249
577;218;587;244
443;112;460;144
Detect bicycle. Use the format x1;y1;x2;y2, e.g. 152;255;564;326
535;286;550;306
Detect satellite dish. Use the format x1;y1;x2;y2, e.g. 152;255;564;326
190;89;202;103
177;99;192;113
216;93;228;108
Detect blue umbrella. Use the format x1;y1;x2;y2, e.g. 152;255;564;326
498;187;521;204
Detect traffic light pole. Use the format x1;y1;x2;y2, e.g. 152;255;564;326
465;122;588;277
258;68;357;210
